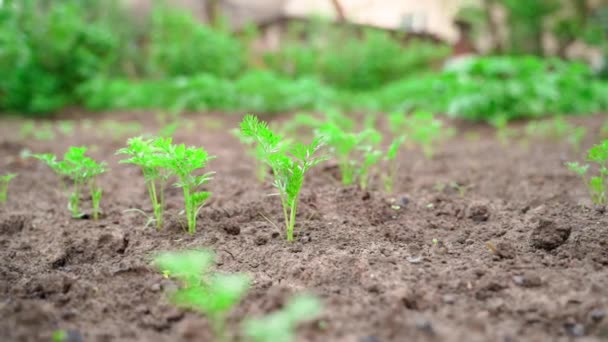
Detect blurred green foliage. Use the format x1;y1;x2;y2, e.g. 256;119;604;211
264;22;450;90
1;0;608;123
148;6;245;78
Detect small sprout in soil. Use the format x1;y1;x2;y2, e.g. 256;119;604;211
389;111;450;159
316;123;381;188
383;135;406;193
100;120;142;142
33;147;107;219
154;250;250;342
52;329;67;342
156;139;214;234
244;294;322;342
20;120;56;141
490;116;518;146
0;173;17;203
117;137;174;229
158;122;179;138
567;139;608;205
525;117;586;150
56;120;75;136
240;114;327;242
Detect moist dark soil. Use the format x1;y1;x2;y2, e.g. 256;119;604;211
1;112;608;342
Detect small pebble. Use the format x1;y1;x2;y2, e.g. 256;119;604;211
359;336;380;342
150;283;161;292
590;309;606;322
254;235;268;246
399;196;410;206
407;256;423;264
65;330;84;342
512;274;542;288
442;294;456;305
414;317;435;335
564;323;585;337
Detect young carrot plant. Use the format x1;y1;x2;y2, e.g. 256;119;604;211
33;147;107;219
0;173;17;203
117;137;173;229
156;139;214;234
383;135;406;193
389;110;450;158
316;123;381;188
526;117;586;150
567;139;608;205
154;250;250;342
240;114;326;242
244;294;322;342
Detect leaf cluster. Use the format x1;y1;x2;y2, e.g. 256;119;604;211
567;140;608;205
240;115;326;241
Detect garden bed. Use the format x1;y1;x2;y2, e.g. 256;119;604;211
1;112;607;341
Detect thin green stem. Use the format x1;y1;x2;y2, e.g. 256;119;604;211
183;185;195;234
70;182;81;218
90;180;102;220
0;184;7;203
287;198;298;242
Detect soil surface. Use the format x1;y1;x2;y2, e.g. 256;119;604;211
1;111;607;342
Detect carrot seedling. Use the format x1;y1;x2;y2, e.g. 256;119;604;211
33;147;107;219
155;139;214;234
389;111;449;158
117;137;174;229
316;123;381;188
244;294;322;342
383;135;406;193
567;139;608;205
0;173;17;203
240;114;326;242
232;128;269;182
154;250;250;342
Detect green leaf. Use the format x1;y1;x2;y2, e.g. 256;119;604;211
244;294;322;342
154;250;214;286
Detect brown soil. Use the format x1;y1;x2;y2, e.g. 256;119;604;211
1;112;608;342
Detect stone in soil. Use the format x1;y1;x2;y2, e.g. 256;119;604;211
529;218;571;250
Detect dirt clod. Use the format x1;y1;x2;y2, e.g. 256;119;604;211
223;224;241;235
564;322;585;337
0;213;30;235
467;203;490;222
530;218;571;250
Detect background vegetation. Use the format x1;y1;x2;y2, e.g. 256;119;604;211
0;0;607;122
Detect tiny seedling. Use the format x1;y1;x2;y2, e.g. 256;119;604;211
240;115;326;242
20;121;56;141
117;137;174;229
56;121;75;136
33;147;107;219
383;135;405;193
316;123;381;188
52;330;67;342
389;111;450;158
525;117;586;150
100;120;142;142
156;139;214;234
244;294;322;342
0;173;17;203
490;116;518;146
567;139;608;205
154;250;250;342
